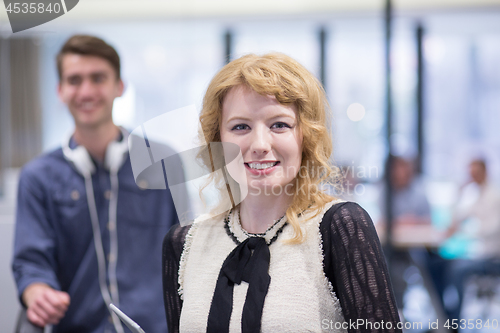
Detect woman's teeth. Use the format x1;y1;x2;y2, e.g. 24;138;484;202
248;162;277;170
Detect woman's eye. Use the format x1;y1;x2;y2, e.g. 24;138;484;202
272;122;291;130
231;124;249;131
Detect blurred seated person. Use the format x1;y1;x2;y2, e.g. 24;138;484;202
390;156;431;226
377;156;432;237
447;159;500;257
378;156;432;311
445;158;500;320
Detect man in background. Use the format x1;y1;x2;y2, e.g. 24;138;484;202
12;35;177;332
445;158;500;320
378;156;432;311
448;159;500;257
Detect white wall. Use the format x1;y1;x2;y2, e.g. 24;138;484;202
0;169;21;333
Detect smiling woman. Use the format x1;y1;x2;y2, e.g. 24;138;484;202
163;53;402;333
198;53;336;241
220;85;303;222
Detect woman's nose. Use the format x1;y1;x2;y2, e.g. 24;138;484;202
249;127;271;156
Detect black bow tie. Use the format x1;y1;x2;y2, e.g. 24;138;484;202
207;236;271;333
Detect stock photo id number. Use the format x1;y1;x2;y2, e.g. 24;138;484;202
3;0;79;32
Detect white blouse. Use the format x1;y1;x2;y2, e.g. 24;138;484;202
178;200;346;332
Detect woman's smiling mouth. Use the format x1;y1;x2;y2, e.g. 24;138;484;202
246;162;278;170
245;161;280;175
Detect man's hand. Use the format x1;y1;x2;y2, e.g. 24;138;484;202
22;283;70;327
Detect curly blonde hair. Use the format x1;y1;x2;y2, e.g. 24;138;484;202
199;53;339;243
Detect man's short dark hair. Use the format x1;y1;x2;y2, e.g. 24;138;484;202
57;35;121;81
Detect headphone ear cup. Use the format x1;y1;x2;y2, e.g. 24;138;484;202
64;145;95;177
105;139;128;172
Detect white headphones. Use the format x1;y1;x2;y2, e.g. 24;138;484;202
62;127;129;176
61;126;129;333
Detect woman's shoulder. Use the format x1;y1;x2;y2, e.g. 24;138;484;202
163;213;227;259
165;223;192;241
163;224;192;260
165;213;225;241
320;200;377;238
323;200;368;218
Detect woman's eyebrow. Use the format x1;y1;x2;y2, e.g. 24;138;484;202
225;111;296;123
268;113;296;121
225;116;251;123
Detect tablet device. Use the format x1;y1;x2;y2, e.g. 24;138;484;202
109;303;146;333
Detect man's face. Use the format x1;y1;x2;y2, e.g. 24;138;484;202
58;54;123;129
391;159;412;189
469;161;486;184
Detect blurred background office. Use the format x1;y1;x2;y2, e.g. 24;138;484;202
2;0;500;332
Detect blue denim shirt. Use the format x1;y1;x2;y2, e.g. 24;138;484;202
12;147;178;332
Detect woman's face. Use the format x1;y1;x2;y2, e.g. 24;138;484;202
220;85;303;197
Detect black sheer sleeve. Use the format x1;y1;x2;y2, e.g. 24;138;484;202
162;224;191;333
321;202;402;333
